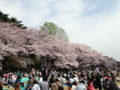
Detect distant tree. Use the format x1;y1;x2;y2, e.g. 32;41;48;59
41;22;68;41
10;17;17;23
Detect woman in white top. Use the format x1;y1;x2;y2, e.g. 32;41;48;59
31;80;40;90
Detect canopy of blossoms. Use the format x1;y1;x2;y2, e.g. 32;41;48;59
0;22;117;68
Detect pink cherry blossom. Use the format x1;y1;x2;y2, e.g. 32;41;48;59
0;22;117;68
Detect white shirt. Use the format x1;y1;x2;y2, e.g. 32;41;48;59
76;83;86;90
74;77;79;83
31;84;40;90
2;78;5;84
70;78;74;84
38;77;43;83
72;85;77;90
61;78;67;83
96;67;100;74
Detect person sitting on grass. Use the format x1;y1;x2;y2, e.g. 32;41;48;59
109;76;120;90
76;80;86;90
0;81;3;90
7;75;14;88
15;83;21;90
58;86;64;90
66;77;72;90
103;78;110;90
15;76;24;87
25;76;34;90
87;78;95;90
51;79;58;90
38;75;43;84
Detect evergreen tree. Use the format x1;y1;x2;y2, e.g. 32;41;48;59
0;11;27;29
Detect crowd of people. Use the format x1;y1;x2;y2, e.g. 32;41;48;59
0;65;120;90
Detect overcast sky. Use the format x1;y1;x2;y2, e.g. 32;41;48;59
0;0;120;61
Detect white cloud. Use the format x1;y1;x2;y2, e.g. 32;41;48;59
55;0;85;16
0;0;120;61
87;0;100;11
0;0;51;28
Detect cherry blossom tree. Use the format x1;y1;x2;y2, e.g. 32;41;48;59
0;22;117;69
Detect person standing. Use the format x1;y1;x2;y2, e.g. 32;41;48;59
95;65;102;90
42;68;49;81
40;77;48;90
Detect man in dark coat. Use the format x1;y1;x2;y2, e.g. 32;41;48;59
95;65;102;90
42;67;49;81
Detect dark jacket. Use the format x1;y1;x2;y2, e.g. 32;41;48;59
109;80;118;90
